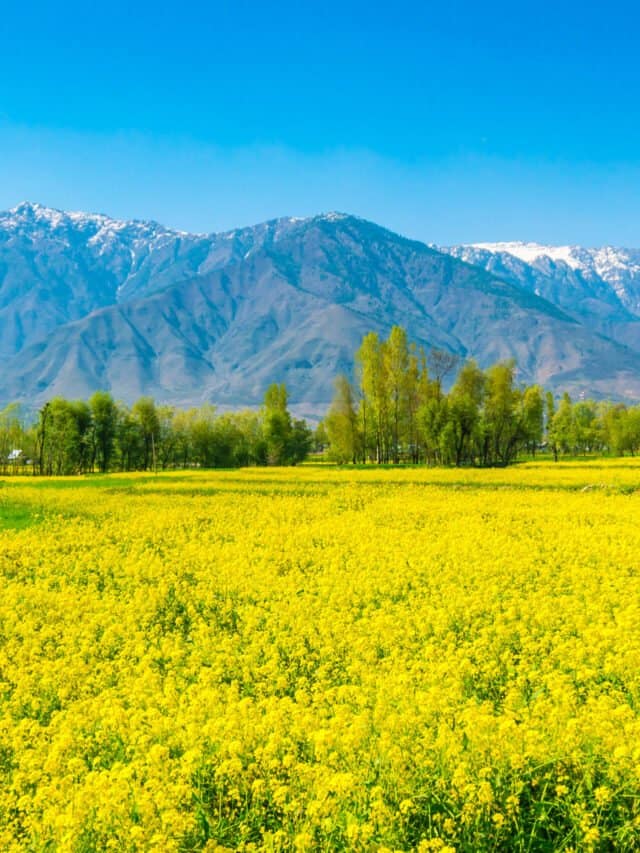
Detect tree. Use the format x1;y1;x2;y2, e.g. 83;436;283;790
156;405;177;469
171;408;195;468
445;360;485;466
626;407;640;456
325;375;360;463
549;393;574;457
406;345;428;463
39;398;83;475
116;405;144;471
602;403;640;456
189;405;218;467
89;391;118;473
70;400;93;473
0;403;27;474
384;326;410;463
482;361;522;465
131;397;160;471
521;385;544;455
428;349;460;399
289;419;313;465
233;410;268;465
356;332;388;462
263;383;293;465
418;389;449;465
545;392;558;461
572;401;600;455
35;402;51;476
313;421;329;455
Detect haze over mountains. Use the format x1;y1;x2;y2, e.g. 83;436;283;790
1;201;640;414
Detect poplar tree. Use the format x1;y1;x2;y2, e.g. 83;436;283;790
325;374;360;463
356;332;386;462
89;391;118;473
384;326;410;463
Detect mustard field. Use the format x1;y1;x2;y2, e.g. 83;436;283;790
1;463;640;851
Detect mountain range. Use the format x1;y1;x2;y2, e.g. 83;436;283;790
1;201;639;416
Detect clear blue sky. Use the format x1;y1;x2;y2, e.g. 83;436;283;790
1;0;639;244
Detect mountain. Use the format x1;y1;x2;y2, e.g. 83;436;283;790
442;242;640;353
1;203;640;413
0;201;225;360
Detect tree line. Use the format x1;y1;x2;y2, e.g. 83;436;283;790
3;328;640;474
0;384;312;475
321;326;640;466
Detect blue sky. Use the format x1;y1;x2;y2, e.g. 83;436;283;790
1;0;639;244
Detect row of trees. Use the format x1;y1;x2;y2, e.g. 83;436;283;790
3;329;640;473
322;326;640;466
0;385;312;475
547;393;640;459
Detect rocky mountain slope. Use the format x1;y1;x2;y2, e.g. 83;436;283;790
443;242;640;353
1;203;639;411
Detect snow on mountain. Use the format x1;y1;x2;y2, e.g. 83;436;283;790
0;201;180;243
441;241;640;364
452;241;640;317
470;242;585;270
1;202;640;406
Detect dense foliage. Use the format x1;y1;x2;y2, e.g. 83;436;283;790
323;326;640;465
0;385;311;475
1;463;640;850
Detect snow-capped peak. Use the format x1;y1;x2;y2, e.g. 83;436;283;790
10;201;47;215
442;240;640;320
2;201;192;239
320;211;350;222
462;241;640;287
6;201;71;229
3;201;123;233
469;241;585;270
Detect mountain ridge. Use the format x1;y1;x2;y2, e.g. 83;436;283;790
441;241;640;355
1;202;640;412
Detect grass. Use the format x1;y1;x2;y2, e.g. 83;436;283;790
0;499;40;531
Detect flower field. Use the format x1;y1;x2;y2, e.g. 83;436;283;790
1;462;640;851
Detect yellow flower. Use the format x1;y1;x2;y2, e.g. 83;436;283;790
0;462;639;849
